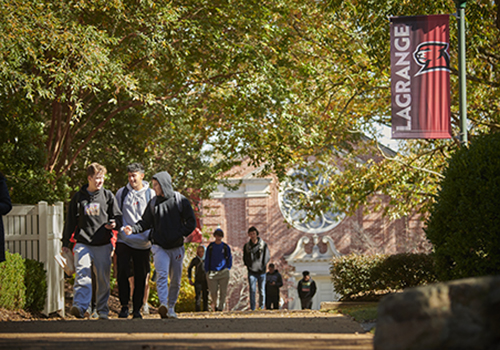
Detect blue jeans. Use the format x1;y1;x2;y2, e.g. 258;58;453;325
248;272;266;310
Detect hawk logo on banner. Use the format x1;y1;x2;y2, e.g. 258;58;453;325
390;15;452;139
414;42;450;75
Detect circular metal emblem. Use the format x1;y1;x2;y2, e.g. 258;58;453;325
278;168;345;234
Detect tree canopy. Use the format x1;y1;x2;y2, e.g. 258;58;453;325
1;0;499;219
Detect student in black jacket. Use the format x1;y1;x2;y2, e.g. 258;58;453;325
265;263;283;310
0;171;12;263
124;171;196;319
297;270;317;310
188;245;209;312
62;163;122;320
243;226;270;310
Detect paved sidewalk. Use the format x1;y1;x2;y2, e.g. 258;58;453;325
0;310;373;350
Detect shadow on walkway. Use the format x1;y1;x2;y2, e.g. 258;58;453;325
0;311;373;350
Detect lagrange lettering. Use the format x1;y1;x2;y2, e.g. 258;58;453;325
394;25;411;131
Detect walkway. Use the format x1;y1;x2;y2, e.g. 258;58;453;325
0;310;373;350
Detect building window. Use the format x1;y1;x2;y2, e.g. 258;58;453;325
278;167;345;234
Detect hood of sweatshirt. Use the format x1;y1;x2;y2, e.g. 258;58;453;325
152;171;175;200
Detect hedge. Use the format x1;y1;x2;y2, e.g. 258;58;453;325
0;251;47;312
331;253;437;300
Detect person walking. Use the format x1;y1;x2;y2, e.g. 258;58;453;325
62;163;122;320
188;245;209;312
297;270;317;310
243;226;270;310
124;171;196;319
205;229;232;312
0;171;12;264
265;263;283;310
115;163;154;319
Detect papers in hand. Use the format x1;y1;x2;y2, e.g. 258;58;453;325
54;250;75;275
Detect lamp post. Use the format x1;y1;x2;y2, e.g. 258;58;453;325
455;0;467;146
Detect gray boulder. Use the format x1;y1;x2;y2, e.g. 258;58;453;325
374;275;500;350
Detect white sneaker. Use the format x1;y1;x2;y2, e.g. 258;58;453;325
158;304;168;319
90;309;99;320
143;303;150;315
167;308;177;319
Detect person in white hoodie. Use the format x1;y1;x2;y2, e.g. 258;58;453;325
115;163;155;319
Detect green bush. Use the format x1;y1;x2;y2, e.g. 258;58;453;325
176;243;197;312
425;132;500;281
0;252;26;310
24;259;47;312
330;254;387;300
175;273;196;312
374;253;437;290
0;253;48;312
331;253;437;300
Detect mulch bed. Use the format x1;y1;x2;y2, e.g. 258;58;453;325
0;280;157;321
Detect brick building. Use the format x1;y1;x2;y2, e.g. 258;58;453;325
199;160;431;310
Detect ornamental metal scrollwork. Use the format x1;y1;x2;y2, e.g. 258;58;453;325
278;168;345;234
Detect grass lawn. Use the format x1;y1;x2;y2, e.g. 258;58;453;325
322;302;378;323
336;303;378;323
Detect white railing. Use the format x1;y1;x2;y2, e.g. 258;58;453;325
3;201;65;316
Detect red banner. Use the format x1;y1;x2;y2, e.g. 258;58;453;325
390;15;451;139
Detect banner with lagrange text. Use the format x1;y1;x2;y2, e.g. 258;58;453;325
390;15;451;139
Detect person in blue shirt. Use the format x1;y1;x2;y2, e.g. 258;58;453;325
204;229;232;311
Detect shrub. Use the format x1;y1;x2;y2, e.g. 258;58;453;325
175;273;196;312
330;253;387;300
425;132;500;281
331;253;437;300
373;253;437;290
24;259;47;312
0;252;26;310
176;243;197;312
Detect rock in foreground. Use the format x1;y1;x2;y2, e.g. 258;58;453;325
374;275;500;350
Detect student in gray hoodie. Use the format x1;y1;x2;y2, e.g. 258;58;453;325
115;163;155;319
124;171;196;319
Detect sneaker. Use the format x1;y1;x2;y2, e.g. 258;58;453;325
90;309;99;320
69;306;83;319
132;311;142;319
158;304;168;319
98;313;109;320
118;306;129;318
142;303;150;315
167;308;177;319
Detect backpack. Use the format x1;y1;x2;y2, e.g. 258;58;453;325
119;186;153;210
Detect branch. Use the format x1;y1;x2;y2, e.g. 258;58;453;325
55;100;144;180
375;142;445;178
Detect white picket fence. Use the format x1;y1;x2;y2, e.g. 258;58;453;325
3;201;65;316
